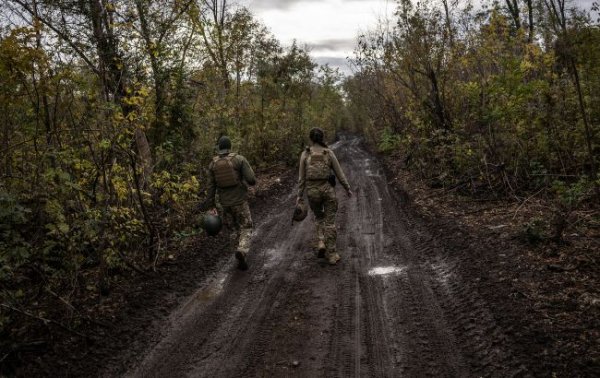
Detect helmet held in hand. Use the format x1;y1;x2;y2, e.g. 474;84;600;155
292;202;308;223
203;214;223;236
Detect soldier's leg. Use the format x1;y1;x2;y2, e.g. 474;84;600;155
307;187;326;250
219;206;237;250
322;187;339;264
233;202;253;256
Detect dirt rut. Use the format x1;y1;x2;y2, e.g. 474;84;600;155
122;137;527;377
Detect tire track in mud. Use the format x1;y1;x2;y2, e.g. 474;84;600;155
126;191;313;377
123;136;527;377
338;141;393;377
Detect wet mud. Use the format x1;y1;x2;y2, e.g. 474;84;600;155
110;137;530;377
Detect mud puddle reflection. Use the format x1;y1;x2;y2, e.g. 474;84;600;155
177;272;229;318
368;265;407;276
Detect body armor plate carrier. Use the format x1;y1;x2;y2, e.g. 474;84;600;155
213;154;240;188
306;148;330;180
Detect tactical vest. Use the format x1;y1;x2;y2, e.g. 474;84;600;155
213;154;240;188
305;148;331;180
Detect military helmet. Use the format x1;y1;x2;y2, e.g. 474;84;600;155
203;214;223;236
292;202;308;223
217;135;231;151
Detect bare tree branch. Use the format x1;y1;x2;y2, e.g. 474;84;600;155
8;0;100;76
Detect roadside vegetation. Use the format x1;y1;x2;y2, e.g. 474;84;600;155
1;0;598;374
346;0;599;211
0;0;346;370
345;2;599;373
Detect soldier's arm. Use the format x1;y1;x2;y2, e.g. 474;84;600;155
330;151;351;193
297;150;308;199
199;162;217;211
240;156;256;186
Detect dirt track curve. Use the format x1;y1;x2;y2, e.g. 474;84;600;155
120;137;528;377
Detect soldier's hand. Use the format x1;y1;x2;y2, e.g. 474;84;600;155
209;208;218;216
347;190;353;198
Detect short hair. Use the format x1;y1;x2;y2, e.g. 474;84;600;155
309;128;327;147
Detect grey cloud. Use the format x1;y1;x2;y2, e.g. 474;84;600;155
313;57;349;66
312;56;353;74
250;0;596;13
248;0;376;11
248;0;322;11
306;38;357;52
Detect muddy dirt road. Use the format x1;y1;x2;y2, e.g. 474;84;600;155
122;137;526;377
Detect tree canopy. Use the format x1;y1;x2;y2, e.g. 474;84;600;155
0;0;346;357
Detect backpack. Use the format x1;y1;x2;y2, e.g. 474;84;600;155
305;148;331;180
213;154;240;188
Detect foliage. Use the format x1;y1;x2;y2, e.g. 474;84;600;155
346;0;600;197
0;0;346;357
378;128;403;154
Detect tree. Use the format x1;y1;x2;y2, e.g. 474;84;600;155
544;0;597;184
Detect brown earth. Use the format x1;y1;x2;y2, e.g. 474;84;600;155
3;167;294;377
382;149;600;377
8;135;599;377
109;136;534;377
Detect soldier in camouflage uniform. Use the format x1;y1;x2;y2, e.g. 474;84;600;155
201;136;256;270
297;128;352;265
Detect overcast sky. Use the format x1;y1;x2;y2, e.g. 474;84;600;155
242;0;597;75
241;0;394;74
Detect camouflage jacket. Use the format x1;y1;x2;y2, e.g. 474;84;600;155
297;143;350;198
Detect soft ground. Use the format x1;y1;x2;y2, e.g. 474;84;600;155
10;136;600;377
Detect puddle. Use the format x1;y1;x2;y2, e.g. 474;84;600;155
195;274;227;303
330;140;343;149
177;273;228;319
365;168;383;177
368;266;406;276
257;248;285;269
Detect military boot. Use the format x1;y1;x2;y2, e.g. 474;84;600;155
328;252;341;265
235;251;248;271
317;240;326;258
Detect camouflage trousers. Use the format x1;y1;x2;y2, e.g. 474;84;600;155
220;201;253;256
307;184;338;255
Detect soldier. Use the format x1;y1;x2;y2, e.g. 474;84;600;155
201;136;256;270
297;128;352;265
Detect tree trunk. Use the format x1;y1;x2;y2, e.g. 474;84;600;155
505;0;521;31
428;68;452;131
135;0;167;145
526;0;535;42
545;0;597;185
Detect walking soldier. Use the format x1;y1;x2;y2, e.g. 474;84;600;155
201;136;256;270
296;128;352;265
